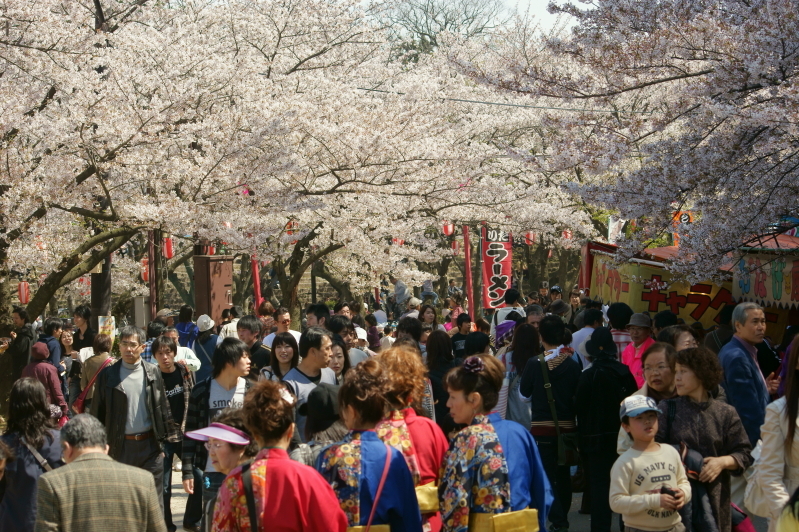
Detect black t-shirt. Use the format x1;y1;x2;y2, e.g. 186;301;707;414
249;342;271;371
162;369;185;426
296;367;322;385
451;333;468;359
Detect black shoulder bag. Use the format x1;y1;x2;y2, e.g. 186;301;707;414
241;462;258;530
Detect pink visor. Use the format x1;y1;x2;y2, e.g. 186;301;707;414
184;422;251;445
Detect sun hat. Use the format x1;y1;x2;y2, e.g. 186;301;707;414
196;314;215;333
184;422;251;445
585;327;618;359
356;327;367;341
619;396;662;420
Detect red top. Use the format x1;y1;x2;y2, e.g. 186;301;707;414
212;447;348;532
403;407;449;532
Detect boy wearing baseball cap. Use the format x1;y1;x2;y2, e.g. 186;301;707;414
610;396;691;532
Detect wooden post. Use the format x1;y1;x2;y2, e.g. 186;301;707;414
463;224;475;319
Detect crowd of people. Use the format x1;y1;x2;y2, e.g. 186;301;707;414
0;286;798;532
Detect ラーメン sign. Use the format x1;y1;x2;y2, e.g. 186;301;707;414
481;226;513;309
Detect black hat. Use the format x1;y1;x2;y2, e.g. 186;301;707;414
550;285;562;294
585;327;618;359
299;383;340;435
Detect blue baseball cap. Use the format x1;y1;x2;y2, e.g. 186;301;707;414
619;396;662;420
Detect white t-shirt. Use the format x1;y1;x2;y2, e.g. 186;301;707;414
205;377;246;472
263;330;302;348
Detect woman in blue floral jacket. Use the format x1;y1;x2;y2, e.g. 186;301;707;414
439;355;552;532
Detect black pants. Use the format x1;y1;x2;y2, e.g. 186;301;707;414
585;438;620;532
164;441;203;530
536;435;573;530
119;436;165;517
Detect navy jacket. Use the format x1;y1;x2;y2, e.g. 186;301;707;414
0;430;64;532
719;336;769;445
37;334;61;369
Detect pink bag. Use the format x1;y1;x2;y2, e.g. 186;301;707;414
731;503;756;532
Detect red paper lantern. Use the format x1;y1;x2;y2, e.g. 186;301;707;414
208;245;216;256
18;281;30;304
562;230;573;240
141;258;149;282
525;232;536;246
547;249;553;259
442;221;455;236
162;237;174;259
392;237;405;246
451;240;459;255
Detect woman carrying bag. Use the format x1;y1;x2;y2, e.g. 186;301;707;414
439;355;551;532
316;359;422;532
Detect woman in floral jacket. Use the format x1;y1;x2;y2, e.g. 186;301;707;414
439;355;551;532
316;359;422;532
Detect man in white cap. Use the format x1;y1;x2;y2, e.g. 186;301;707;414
192;315;220;383
401;297;422;320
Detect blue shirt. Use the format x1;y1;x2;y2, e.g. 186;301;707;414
488;413;553;531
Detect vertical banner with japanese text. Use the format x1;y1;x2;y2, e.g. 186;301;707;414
481;226;513;309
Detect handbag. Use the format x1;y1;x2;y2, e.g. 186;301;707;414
72;356;114;414
538;353;579;466
415;482;440;513
348;444;392;532
743;440;770;517
468;508;539;532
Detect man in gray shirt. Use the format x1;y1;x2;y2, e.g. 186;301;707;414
91;325;170;513
283;327;337;442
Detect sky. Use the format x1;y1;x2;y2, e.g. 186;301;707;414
505;0;574;31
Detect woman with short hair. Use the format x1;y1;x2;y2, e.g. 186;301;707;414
439;355;551;532
656;347;752;532
0;378;65;532
317;359;423;532
328;334;351;385
78;333;113;411
211;381;347;531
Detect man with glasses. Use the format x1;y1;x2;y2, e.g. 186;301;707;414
263;307;301;348
90;325;170;514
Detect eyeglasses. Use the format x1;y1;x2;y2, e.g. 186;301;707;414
643;365;669;375
119;341;140;348
280;319;291;324
205;442;227;451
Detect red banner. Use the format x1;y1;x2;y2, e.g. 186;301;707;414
481;226;513;309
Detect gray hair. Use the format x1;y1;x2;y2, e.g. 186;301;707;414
525;304;545;317
119;325;146;345
61;414;107;449
732;302;761;328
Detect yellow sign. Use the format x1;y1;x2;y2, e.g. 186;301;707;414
590;255;790;338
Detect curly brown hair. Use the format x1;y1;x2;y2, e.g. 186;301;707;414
378;346;428;408
675;347;723;391
339;359;388;426
243;380;295;445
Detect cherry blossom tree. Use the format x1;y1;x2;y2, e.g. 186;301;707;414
449;1;799;282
